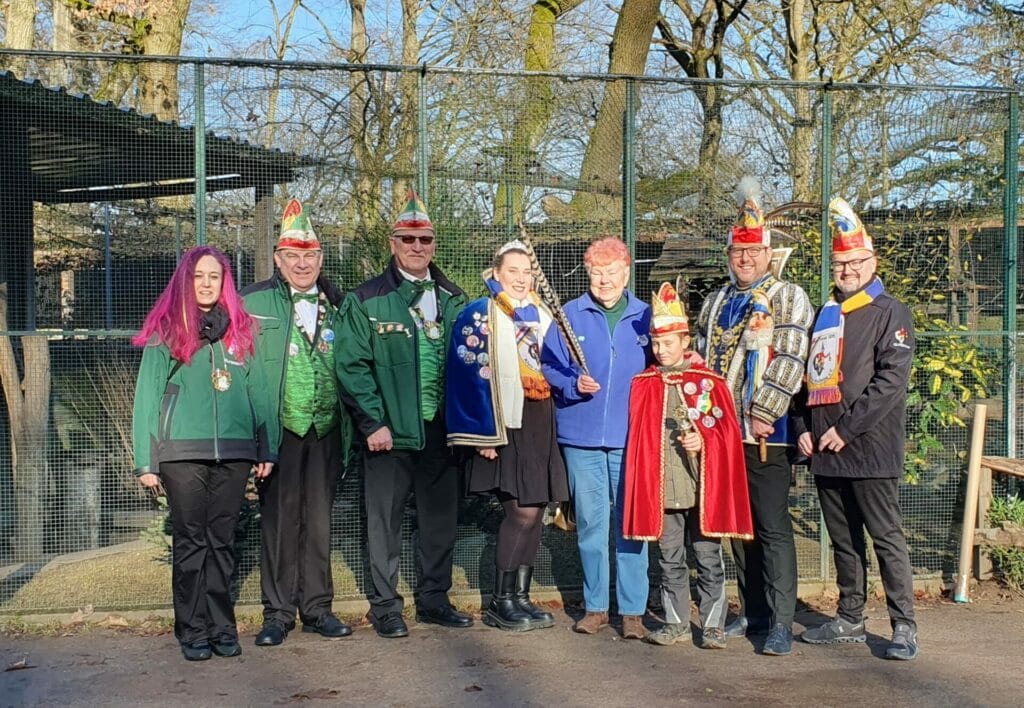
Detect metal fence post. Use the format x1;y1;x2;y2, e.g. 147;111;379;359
104;203;113;330
818;86;834;583
417;64;429;204
1003;91;1019;459
194;62;206;246
622;79;637;292
505;182;515;237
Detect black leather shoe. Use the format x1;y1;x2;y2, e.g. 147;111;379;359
416;604;474;628
210;638;242;657
302;613;353;638
724;615;770;638
374;612;409;638
181;640;212;661
255;621;291;647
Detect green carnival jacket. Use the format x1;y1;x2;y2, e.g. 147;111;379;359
241;272;353;462
336;258;465;450
132;339;277;475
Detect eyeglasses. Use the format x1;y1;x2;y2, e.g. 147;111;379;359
727;246;769;259
832;255;875;273
393;235;435;245
588;267;625;280
278;250;322;263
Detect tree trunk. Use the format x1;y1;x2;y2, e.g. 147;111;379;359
0;290;51;562
564;0;660;223
784;0;814;201
494;0;584;223
3;0;37;78
138;0;192;121
348;0;383;239
391;0;422;216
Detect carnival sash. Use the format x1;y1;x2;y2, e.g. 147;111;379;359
807;277;885;406
486;279;550;400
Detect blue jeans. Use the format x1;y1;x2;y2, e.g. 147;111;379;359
563;446;649;615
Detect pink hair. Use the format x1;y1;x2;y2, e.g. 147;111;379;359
133;246;256;363
583;236;631;268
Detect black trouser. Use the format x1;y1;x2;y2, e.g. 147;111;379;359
160;460;250;645
363;418;459;619
259;426;341;625
815;475;916;630
729;444;797;627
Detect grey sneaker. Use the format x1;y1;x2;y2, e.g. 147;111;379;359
800;617;867;644
701;627;727;650
644;623;691;646
884;623;918;661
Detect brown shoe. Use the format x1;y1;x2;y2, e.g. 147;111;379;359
621;615;645;640
573;611;609;634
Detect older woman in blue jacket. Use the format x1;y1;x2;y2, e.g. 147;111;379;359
541;237;652;639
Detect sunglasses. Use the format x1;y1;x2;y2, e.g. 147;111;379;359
393;235;435;245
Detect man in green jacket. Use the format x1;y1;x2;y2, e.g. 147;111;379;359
242;200;352;646
337;190;471;638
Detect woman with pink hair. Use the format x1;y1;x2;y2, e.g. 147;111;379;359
132;246;278;662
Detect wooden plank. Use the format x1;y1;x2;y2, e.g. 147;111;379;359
974;527;1024;548
980;457;1024;479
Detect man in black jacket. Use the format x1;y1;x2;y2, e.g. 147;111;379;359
796;198;918;661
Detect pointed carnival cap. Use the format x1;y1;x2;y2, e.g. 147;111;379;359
650;282;689;336
276;198;320;250
728;176;770;248
392;189;435;236
829;197;874;255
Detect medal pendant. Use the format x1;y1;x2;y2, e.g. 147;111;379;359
425;322;442;340
212;369;232;392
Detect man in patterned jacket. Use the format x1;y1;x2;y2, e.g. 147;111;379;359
694;179;813;657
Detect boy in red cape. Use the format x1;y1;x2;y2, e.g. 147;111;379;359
623;283;753;648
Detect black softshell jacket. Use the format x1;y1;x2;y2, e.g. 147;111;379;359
794;279;915;479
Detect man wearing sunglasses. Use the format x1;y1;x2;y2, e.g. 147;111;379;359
795;198;918;661
693;180;813;656
337;190;471;638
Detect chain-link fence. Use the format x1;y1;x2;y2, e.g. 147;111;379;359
0;51;1021;614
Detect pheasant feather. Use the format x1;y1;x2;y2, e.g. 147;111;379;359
517;222;589;375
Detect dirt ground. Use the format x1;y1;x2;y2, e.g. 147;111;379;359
2;587;1023;708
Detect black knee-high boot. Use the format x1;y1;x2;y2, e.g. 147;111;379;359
514;566;554;628
483;567;533;631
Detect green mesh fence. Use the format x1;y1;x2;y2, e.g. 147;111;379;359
0;53;1021;613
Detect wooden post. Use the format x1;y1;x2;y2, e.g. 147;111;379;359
254;182;275;283
975;464;994;580
955;403;988;602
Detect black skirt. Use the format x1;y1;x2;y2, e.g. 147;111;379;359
465;397;569;505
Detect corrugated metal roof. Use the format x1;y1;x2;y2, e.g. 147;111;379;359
0;71;318;203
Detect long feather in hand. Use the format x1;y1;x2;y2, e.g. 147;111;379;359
517;222;589;376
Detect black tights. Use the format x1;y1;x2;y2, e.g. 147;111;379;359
495;494;545;571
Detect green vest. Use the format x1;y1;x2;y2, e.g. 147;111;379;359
282;317;340;438
417;321;444;421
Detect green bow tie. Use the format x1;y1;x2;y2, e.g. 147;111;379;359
292;292;319;304
414;279;435;291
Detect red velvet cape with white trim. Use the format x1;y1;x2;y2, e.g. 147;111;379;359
622;357;754;541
